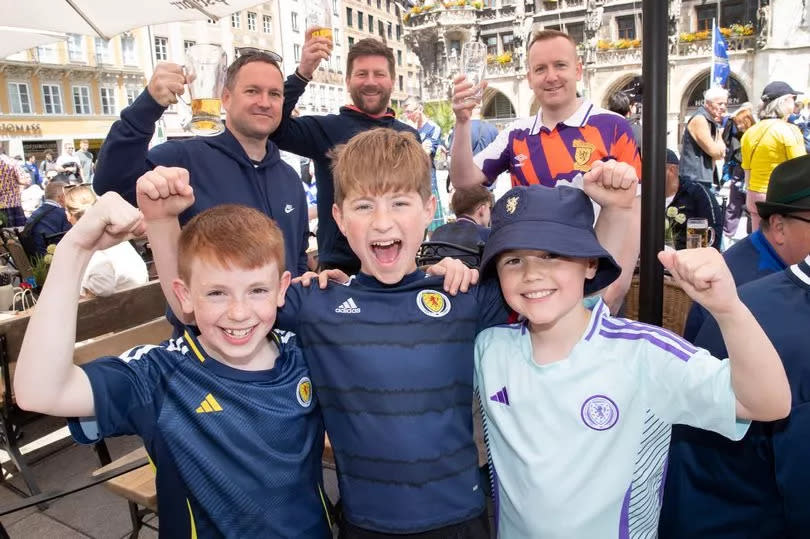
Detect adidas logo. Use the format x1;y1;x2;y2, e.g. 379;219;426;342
196;393;223;414
489;387;510;406
335;297;361;314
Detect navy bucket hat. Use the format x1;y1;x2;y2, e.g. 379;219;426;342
480;185;622;295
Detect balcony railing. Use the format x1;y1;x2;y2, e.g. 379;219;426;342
676;34;756;56
538;0;585;11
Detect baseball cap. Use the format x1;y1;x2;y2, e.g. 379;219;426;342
761;81;799;103
665;149;680;166
480;185;621;295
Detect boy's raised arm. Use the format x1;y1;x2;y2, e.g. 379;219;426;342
14;193;146;417
659;248;791;421
583;159;641;312
136;167;195;325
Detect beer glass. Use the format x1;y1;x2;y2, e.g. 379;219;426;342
306;0;333;42
685;218;715;249
185;44;227;136
461;41;487;101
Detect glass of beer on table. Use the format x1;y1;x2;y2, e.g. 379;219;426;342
306;0;333;41
184;44;227;136
685;217;715;249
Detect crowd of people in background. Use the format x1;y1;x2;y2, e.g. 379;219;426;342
2;24;810;539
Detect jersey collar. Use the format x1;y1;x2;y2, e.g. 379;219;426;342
788;255;810;290
582;297;609;342
530;99;594;135
182;329;286;382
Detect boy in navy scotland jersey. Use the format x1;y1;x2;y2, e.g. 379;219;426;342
145;130;643;538
14;185;331;538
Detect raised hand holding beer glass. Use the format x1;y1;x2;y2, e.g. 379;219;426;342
306;0;333;41
184;44;227;136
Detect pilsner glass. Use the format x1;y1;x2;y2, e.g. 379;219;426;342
185;44;227;136
685;217;715;249
306;0;333;41
461;41;487;101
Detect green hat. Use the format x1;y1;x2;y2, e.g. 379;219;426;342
756;155;810;218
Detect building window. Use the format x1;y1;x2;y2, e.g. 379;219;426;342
8;82;32;114
42;84;63;114
368;14;374;31
616;15;636;40
485;35;498;55
502;33;514;53
100;87;117;115
183;40;196;53
263;14;272;33
294;44;301;62
334;28;340;44
231;13;241;28
95;37;112;64
387;21;393;39
387;0;391;12
348;36;355;47
377;0;381;8
721;0;750;26
126;86;139;106
336;54;342;72
398;75;403;91
154;36;168;61
347;7;353;26
68;34;86;62
247;12;256;31
378;20;384;37
396;24;401;40
122;34;137;65
292;12;299;32
72;86;92;115
567;22;585;45
333;0;339;15
36;44;58;63
358;11;364;30
696;5;716;31
397;49;402;66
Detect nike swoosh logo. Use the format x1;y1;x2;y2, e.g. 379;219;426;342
284;204;294;214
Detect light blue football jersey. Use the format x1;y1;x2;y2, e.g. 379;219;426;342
474;299;749;538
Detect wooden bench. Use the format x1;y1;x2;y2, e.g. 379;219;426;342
0;280;170;514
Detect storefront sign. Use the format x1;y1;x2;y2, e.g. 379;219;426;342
0;123;42;136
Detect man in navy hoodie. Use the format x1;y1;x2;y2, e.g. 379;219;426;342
271;36;419;274
93;52;308;275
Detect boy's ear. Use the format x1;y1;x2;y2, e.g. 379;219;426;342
332;203;346;235
276;270;292;308
423;195;437;227
585;258;599;280
172;278;195;315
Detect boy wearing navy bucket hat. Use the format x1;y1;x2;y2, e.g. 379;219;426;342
473;184;791;538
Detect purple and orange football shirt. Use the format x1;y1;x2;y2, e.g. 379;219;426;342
474;100;642;188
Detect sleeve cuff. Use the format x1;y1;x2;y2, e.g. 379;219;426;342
67;417;102;445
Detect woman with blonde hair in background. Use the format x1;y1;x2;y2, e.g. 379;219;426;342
64;185;148;297
741;82;807;231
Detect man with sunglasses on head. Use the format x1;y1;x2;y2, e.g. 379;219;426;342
270;32;419;275
92;49;308;276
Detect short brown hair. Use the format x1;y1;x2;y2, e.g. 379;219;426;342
331;128;431;206
177;205;285;282
528;29;578;56
732;106;756;132
225;53;283;90
450;186;494;217
346;38;395;79
44;180;66;201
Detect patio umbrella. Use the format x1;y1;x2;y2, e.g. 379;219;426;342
0;26;67;59
0;0;267;40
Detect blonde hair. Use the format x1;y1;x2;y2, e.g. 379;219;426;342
64;185;97;221
331;128;431;206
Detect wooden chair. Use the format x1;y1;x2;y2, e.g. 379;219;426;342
623;274;693;335
92;447;157;539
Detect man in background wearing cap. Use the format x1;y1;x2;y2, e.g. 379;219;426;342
661;157;810;538
680;86;727;194
683;154;810;341
664;149;722;250
474;183;789;538
741;81;806;231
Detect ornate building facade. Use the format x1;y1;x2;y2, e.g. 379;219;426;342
403;0;810;147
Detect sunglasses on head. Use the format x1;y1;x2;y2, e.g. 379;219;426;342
235;47;283;63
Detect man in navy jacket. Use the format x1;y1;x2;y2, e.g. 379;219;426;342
271;36;418;274
23;181;71;257
93;52;308;276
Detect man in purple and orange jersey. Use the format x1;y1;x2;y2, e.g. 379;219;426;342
449;29;641;309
